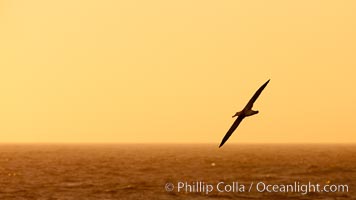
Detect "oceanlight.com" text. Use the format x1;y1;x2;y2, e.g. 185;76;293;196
165;181;349;195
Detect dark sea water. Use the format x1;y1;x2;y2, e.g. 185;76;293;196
0;144;355;200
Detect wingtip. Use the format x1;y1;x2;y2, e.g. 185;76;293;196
218;142;224;148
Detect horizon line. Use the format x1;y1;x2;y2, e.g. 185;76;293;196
0;142;355;145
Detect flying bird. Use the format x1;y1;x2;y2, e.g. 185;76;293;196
219;79;270;148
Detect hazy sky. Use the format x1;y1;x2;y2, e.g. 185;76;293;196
1;1;355;143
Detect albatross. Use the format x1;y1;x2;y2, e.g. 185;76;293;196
219;79;270;148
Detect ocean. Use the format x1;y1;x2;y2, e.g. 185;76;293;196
0;144;355;200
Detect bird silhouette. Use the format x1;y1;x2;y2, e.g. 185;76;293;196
219;79;270;148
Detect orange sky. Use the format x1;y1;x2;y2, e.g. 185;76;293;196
0;0;355;143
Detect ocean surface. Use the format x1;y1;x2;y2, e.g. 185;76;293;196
0;144;355;200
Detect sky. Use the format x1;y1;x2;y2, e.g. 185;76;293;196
0;0;355;143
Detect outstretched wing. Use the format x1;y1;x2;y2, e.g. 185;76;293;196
244;79;270;110
219;115;245;148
